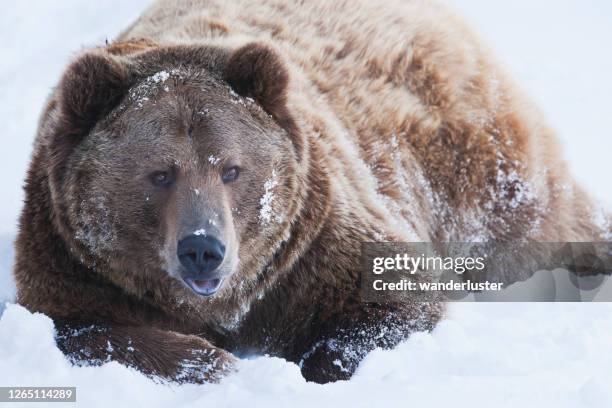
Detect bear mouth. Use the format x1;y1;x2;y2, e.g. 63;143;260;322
183;277;224;296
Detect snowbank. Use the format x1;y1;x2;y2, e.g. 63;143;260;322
1;302;612;407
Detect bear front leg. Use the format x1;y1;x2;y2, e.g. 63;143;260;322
55;321;236;383
298;302;443;383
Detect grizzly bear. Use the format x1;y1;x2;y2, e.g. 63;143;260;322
14;0;611;384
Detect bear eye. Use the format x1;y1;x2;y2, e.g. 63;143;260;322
222;166;240;184
150;170;174;187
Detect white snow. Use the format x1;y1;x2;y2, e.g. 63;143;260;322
0;235;14;315
1;1;612;407
150;70;170;83
259;170;280;225
1;302;612;407
193;229;207;236
208;155;221;166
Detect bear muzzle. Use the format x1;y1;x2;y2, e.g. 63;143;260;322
177;234;226;296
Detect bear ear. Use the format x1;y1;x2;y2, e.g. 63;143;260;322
48;52;130;188
223;43;289;117
56;52;130;137
223;43;302;156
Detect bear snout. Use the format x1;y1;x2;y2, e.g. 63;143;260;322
177;234;226;296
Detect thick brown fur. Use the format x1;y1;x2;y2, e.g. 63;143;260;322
14;0;611;385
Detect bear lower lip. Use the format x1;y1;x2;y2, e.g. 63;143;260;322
184;277;223;296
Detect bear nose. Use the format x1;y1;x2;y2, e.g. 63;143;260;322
177;235;225;276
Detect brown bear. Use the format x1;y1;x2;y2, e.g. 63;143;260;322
14;0;610;384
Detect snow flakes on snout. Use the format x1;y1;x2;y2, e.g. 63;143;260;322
259;170;282;225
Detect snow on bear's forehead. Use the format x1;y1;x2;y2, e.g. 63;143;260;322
128;70;174;109
118;67;264;122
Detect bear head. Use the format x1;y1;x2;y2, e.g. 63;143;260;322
43;41;306;310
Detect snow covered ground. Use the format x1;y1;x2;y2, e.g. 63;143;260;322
2;302;612;408
1;1;611;407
